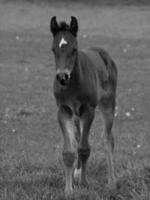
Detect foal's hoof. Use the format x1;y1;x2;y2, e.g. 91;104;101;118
65;188;73;198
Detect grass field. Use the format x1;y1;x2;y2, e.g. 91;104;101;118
0;2;150;199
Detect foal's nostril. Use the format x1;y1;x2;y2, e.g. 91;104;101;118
64;73;69;81
56;72;70;85
56;74;60;82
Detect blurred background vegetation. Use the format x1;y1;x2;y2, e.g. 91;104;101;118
1;0;150;6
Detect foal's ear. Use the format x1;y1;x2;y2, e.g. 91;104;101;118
50;16;59;36
70;16;78;36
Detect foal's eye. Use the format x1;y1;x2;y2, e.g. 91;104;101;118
51;48;56;54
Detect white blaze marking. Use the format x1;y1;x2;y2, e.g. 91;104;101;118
59;37;67;48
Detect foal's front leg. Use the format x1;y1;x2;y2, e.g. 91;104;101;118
74;104;95;186
57;105;76;196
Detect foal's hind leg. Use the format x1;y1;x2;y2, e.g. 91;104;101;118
101;98;116;186
57;105;76;196
74;104;95;186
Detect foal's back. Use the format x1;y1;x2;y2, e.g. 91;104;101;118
78;47;117;105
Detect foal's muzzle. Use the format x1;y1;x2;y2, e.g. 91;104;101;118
56;71;70;85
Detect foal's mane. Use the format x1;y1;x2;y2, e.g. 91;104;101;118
58;21;70;32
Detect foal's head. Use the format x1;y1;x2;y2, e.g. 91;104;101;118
50;16;78;86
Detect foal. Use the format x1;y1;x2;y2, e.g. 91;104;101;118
50;16;117;196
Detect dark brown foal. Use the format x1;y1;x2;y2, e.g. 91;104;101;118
50;16;117;196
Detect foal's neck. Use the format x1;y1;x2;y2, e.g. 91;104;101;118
71;52;81;87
